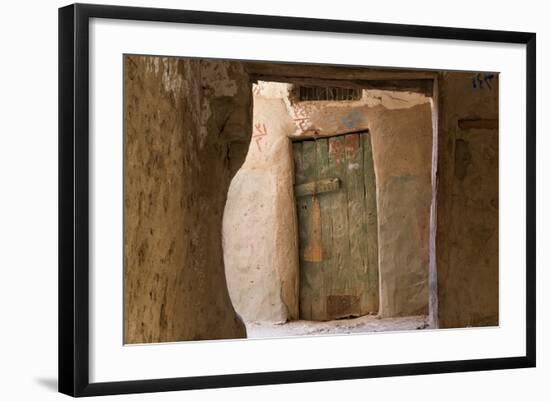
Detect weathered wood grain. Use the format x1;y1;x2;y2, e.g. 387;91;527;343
345;134;367;316
295;132;379;321
293;142;312;318
316;139;333;264
294;177;340;197
315;139;333;320
327;135;351;304
301;141;326;319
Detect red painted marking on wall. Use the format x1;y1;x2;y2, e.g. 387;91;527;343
292;104;312;132
293;117;310;131
252;123;268;152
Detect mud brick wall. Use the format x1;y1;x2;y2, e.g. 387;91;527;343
124;56;252;343
436;72;499;328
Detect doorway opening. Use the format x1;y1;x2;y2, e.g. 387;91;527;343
223;78;436;337
293;131;379;321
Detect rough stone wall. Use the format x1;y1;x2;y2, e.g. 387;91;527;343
124;56;251;343
436;72;499;328
224;81;433;322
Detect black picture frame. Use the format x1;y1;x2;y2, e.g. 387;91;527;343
58;3;536;397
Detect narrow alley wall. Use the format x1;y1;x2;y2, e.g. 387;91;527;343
436;72;499;328
124;56;251;343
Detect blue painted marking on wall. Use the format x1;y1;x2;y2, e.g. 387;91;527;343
341;110;363;129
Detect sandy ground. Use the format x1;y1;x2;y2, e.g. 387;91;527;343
245;315;430;339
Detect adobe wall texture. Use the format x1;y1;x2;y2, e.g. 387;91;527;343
223;81;433;322
436;72;499;328
223;83;300;323
123;57;498;337
123;56;251;343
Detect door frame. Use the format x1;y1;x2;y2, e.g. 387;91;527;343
248;70;439;325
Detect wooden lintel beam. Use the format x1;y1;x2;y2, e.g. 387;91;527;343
244;62;438;82
290;128;369;142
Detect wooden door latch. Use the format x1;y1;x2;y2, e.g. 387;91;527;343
294;178;340;197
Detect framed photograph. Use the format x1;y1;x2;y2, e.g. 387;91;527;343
58;3;536;397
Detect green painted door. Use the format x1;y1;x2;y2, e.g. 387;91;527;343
293;131;379;321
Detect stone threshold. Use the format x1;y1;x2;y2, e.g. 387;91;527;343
245;315;430;339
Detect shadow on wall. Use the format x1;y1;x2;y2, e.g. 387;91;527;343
124;56;251;344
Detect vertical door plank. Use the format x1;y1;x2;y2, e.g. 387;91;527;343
327;136;351;306
302;140;322;264
344;133;367;316
293;141;304;185
299;140;325;320
293;142;308;253
316;138;333;263
362;132;380;312
316;138;333;320
293;142;311;319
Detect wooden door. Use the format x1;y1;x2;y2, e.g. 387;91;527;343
293;131;379;321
